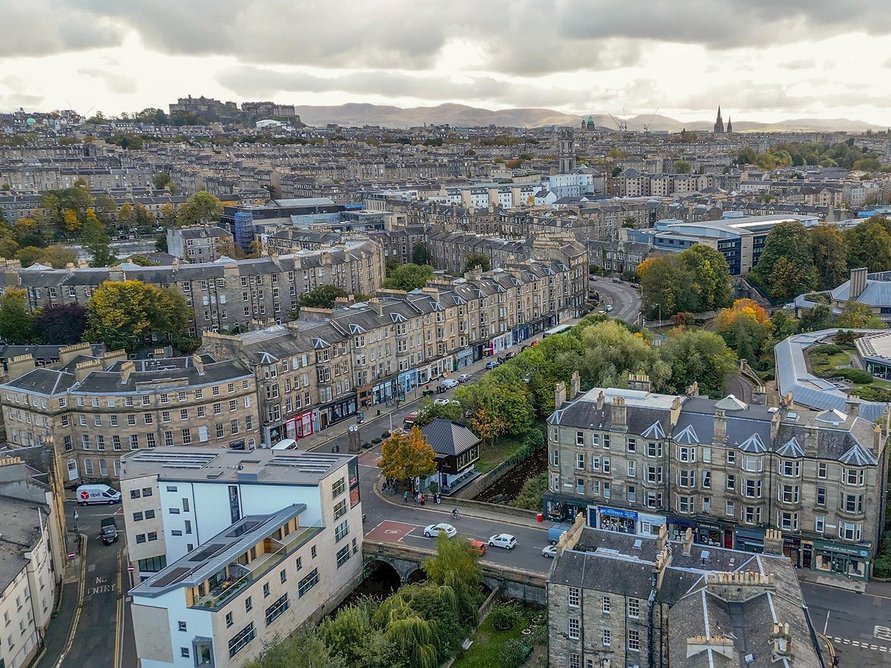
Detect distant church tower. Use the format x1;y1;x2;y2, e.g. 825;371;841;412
714;106;725;134
726;117;733;133
558;128;576;173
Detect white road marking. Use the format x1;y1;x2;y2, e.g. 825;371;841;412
832;636;891;654
823;610;831;635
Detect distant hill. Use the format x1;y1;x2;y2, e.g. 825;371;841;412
292;102;883;132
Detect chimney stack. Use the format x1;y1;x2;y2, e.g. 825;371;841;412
763;528;783;555
192;354;205;375
596;390;605;411
628;373;651;393
844;397;861;417
682;527;694;556
570;371;580;398
686;381;700;397
610;396;627;431
713;408;727;444
554;381;567;410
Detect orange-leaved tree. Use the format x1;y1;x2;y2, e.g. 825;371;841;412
714;298;769;332
380;426;436;485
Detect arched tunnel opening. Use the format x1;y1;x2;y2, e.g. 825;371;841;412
404;568;427;584
337;560;402;609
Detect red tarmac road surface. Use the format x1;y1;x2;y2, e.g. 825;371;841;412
365;520;416;542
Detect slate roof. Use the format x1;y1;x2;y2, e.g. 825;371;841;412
0;496;48;592
421;419;480;457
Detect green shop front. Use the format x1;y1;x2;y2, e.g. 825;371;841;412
812;538;871;580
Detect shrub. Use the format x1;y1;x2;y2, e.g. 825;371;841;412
811;343;842;355
502;638;531;668
830;367;873;384
489;604;519;631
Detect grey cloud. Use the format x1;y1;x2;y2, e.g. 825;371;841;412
0;2;120;57
79;68;138;95
47;1;891;75
678;80;891;113
217;67;585;108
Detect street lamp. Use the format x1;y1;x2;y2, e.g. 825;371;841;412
653;302;662;324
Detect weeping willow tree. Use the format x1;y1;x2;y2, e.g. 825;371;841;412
374;595;438;668
422;533;484;625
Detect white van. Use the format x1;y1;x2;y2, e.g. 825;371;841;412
76;484;122;506
271;438;298;451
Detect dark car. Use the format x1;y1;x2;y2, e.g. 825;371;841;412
100;517;119;545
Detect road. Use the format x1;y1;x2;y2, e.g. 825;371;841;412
54;500;125;668
590;278;642;324
802;582;891;666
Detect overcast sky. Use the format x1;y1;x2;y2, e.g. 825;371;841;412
1;0;890;124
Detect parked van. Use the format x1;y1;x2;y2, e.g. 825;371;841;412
271;438;298;450
547;522;573;545
76;484;121;506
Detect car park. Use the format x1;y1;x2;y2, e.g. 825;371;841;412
542;544;558;558
458;373;472;383
423;523;457;538
488;533;517;550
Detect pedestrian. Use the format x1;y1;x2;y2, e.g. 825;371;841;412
403;490;409;503
419;494;426;506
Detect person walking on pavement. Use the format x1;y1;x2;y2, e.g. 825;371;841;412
403;490;409;503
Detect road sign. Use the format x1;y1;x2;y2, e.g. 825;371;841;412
127;566;135;572
67;552;76;559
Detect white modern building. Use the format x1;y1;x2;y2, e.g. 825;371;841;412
123;447;363;667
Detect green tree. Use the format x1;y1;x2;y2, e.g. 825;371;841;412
0;288;35;344
176;191;222;228
751;220;817;299
573;320;669;389
298;285;349;310
159;203;178;228
836;302;886;329
638;254;698;317
319;601;393;667
682;245;733;311
152;172;172;190
659;330;737;397
14;246;45;267
674;159;692;173
411;243;431;265
245;626;345;668
382;263;434;291
809;224;849;289
380;427;436;485
34;303;87;344
799;304;835;332
82;211;116;267
769;309;800;339
422;534;483;625
844;217;891;272
86;280;191;353
464;253;491;273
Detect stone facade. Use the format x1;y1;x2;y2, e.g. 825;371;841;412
0;344;259;484
546;378;889;580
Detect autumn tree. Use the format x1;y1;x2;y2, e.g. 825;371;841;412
469;406;506;446
82;211;116;267
39;245;78;269
86;280;192;353
159;203;178;227
836;302;886;329
0;288;35;344
176;191;223;228
380;427;436;485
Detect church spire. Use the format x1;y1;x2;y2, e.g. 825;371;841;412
714;106;725;133
726;116;733;133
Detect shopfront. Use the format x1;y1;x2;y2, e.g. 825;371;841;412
733;527;766;553
511;324;530;344
783;536;802;567
372;379;396;405
637;512;666;537
669;517;696;541
317;395;357;430
813;539;871;580
543;493;587;523
397;369;418;396
455;348;474;369
485;332;514;357
696;522;734;549
594;506;638;534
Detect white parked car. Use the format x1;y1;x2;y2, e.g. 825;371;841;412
439;378;459;390
542;544;558;558
433;397;451;406
458;373;472;383
488;533;517;550
423;523;457;538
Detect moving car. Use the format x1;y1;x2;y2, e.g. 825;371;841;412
542;544;558;558
458;373;472;383
100;518;119;545
423;523;457;538
76;484;121;506
605;304;614;312
439;378;459;390
403;412;418;430
485;360;499;370
469;539;488;556
488;533;517;550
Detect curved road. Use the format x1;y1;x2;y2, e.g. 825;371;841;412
589;278;641;324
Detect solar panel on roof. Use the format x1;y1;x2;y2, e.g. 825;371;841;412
152;567;191;587
189;543;226;562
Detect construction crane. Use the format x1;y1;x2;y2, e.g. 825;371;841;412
608;113;627;132
642;106;661;134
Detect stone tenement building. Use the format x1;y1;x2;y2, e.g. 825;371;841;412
203;261;580;445
2;238;385;336
546;378;888;581
0;344;259;485
547;523;821;668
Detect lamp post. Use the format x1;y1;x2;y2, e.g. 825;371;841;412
653;302;662;324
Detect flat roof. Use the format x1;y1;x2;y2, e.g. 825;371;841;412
577;386;680;409
120;446;354;486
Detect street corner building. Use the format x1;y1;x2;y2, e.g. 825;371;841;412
545;376;888;582
547;524;823;668
120;446;363;667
